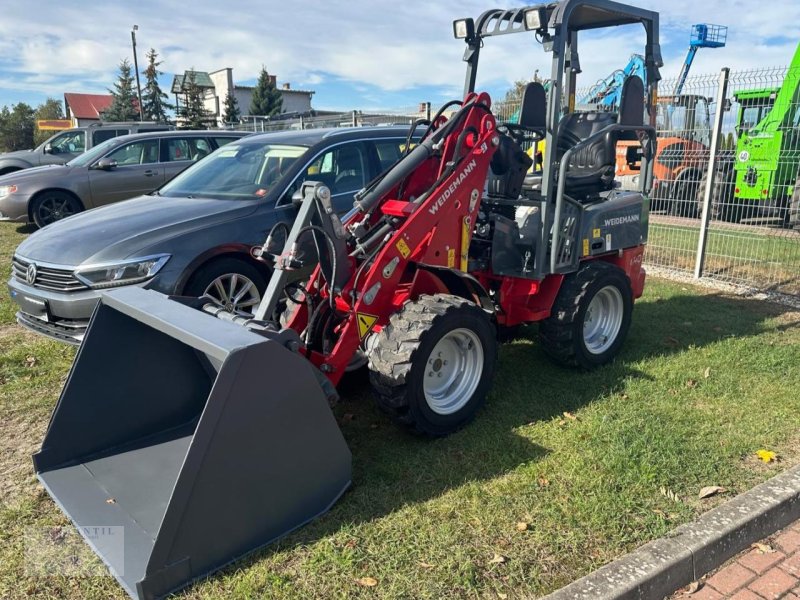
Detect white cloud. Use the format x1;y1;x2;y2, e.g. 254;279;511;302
0;0;797;107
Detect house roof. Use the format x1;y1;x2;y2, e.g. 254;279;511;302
64;93;114;119
171;71;216;93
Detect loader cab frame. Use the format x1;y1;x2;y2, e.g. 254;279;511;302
454;0;662;275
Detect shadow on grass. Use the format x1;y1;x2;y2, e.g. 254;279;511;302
14;224;36;235
220;290;796;573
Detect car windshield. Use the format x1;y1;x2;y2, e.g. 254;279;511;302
66;138;121;167
159;142;308;200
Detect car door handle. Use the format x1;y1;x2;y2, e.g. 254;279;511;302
144;170;156;177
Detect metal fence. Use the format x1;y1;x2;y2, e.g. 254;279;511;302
645;66;800;296
229;106;426;133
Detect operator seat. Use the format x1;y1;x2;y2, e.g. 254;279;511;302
556;75;645;201
486;81;544;198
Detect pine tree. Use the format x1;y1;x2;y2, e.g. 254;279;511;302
141;48;172;122
0;103;35;151
178;69;214;129
222;91;240;124
250;66;283;117
105;59;139;121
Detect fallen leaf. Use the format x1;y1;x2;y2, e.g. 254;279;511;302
686;379;698;389
489;553;507;564
660;487;681;503
698;486;725;499
498;594;508;599
537;477;550;488
344;539;357;549
664;336;680;347
25;356;36;367
418;561;435;569
684;580;701;594
342;413;355;423
756;449;778;463
620;393;629;400
703;367;711;379
563;411;578;421
751;542;776;554
516;522;529;531
356;577;378;587
105;498;116;504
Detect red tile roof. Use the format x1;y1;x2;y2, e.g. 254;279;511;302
64;93;114;119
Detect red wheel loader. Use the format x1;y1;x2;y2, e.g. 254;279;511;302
33;2;661;598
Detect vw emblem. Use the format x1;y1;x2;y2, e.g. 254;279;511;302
26;263;37;285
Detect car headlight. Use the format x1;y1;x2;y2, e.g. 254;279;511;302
74;254;170;289
0;185;18;199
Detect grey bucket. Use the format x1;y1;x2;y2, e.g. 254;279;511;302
33;286;352;600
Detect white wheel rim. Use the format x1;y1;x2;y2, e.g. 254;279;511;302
423;328;484;416
202;273;261;315
583;285;624;355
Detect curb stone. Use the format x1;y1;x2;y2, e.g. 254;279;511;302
541;465;800;600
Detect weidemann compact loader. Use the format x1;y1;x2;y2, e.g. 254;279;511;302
33;1;661;598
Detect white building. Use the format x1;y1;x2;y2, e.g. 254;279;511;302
171;68;315;127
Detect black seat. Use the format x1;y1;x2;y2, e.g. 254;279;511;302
332;147;364;194
556;75;645;200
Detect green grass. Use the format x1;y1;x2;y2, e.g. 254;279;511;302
0;222;798;599
647;221;800;294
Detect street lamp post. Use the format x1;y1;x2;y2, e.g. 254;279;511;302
131;25;144;121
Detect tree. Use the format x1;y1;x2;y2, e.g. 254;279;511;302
141;48;172;122
177;69;214;129
250;66;282;117
222;91;240;123
0;103;36;151
105;59;139;121
33;98;65;146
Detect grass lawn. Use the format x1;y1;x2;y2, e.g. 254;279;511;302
647;220;800;294
0;221;798;599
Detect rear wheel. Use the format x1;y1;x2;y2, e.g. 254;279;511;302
185;258;267;316
31;191;83;228
368;295;497;436
696;167;735;222
539;261;633;369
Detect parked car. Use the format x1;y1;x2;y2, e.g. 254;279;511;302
0;122;174;175
8;126;420;343
0;130;250;227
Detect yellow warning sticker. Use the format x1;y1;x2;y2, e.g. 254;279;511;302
447;248;456;268
396;238;411;259
582;238;589;256
592;228;601;239
356;312;379;339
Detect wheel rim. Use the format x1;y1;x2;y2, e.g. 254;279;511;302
202;273;261;315
423;328;484;416
37;196;77;225
583;285;624;355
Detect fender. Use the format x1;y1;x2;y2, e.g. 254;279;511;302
0;158;35;173
175;243;272;293
412;263;495;313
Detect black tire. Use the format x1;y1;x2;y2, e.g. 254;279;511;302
368;294;497;436
696;167;735;222
31;191;83;228
670;179;699;218
538;261;633;369
184;257;268;315
788;178;800;230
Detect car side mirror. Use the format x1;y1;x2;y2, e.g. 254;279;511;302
94;158;118;171
44;143;55;155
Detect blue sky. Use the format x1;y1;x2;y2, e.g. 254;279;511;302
0;1;798;114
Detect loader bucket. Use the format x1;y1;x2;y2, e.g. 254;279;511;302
33;287;352;600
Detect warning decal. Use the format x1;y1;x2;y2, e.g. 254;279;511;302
396;238;411;258
356;312;379;339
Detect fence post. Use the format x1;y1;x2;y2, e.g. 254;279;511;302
425;102;431;121
352;110;358;127
694;67;730;279
299;115;304;130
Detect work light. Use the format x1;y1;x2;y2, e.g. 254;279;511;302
453;18;475;41
524;8;547;31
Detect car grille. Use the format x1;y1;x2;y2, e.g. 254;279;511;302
12;256;87;292
16;311;85;345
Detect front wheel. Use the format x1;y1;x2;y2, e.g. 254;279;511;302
696;167;735;222
184;258;267;316
368;295;497;436
539;261;633;369
31;191;83;228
